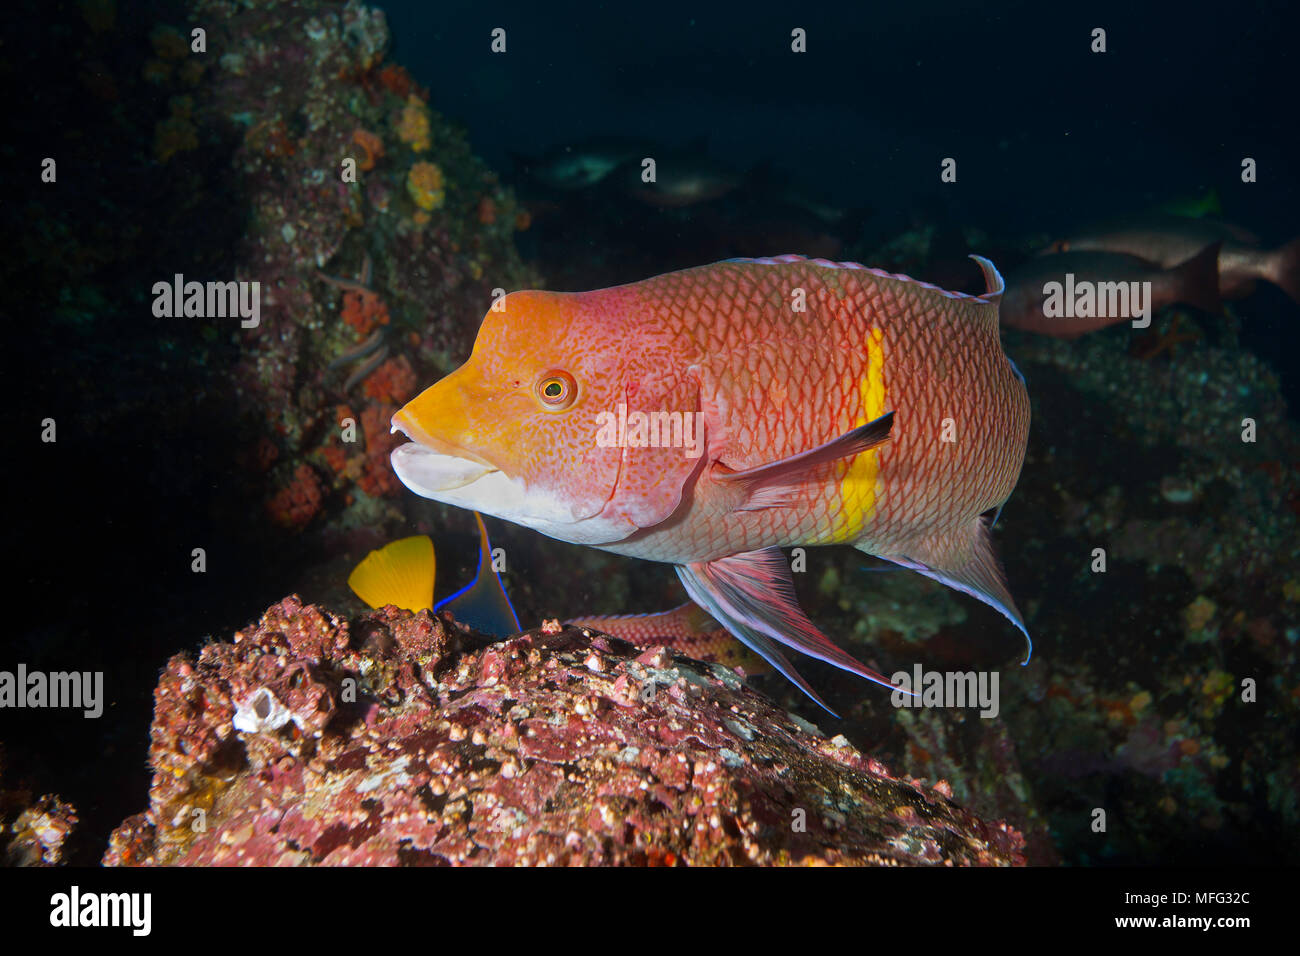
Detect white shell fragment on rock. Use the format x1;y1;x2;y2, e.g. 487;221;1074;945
232;687;293;734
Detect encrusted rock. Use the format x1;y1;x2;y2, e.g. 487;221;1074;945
106;596;1025;866
4;795;78;866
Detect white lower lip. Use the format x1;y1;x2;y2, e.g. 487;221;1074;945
390;441;638;547
390;442;497;492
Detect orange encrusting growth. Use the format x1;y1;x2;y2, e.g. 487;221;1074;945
342;288;390;337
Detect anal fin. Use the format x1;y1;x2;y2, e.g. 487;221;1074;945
877;515;1032;663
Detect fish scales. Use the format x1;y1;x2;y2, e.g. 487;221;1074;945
587;259;1029;565
391;254;1032;711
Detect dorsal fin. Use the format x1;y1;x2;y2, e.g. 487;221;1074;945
725;253;1007;305
968;254;1005;305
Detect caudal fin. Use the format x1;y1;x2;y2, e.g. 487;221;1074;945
1268;236;1300;305
348;536;435;613
1168;241;1222;315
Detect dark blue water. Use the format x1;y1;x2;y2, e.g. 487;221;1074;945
5;0;1298;868
383;0;1299;240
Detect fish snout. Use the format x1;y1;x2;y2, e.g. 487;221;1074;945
391;376;496;470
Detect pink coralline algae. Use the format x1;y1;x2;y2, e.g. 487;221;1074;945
105;596;1025;866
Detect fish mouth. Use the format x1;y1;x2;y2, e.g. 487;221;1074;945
390;440;499;493
390;411;497;470
389;412;641;548
389;414;499;493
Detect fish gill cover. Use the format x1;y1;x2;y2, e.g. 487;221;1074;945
1;0;1297;899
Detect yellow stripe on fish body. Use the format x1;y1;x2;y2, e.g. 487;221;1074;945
822;326;886;543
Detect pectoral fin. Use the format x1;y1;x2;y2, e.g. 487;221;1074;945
676;547;904;716
716;412;894;511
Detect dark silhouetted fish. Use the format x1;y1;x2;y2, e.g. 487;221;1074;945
514;137;651;190
1045;216;1300;304
1003;245;1221;338
618;152;740;207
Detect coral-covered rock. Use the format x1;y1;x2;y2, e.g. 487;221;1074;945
406;160;445;211
266;462;325;529
1;748;79;866
5;795;79;866
183;0;537;539
106;597;1024;866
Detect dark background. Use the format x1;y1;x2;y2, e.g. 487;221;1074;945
384;0;1298;240
4;0;1298;864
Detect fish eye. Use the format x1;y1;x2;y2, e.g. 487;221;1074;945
535;370;577;411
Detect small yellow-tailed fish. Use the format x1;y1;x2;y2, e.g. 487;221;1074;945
349;516;767;669
389;255;1032;714
348;512;520;637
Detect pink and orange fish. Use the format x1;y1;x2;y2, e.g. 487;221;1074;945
390;254;1031;713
